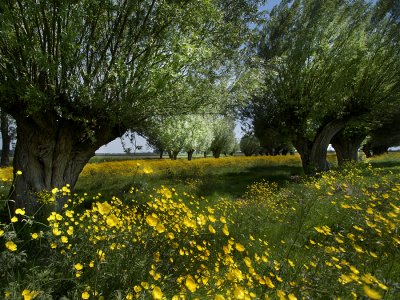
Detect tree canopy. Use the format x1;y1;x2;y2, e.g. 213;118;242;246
0;0;262;211
247;0;400;173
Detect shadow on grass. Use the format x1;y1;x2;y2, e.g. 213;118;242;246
195;165;304;200
369;160;400;173
74;163;304;204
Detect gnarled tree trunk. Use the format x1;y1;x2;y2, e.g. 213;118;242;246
187;149;194;161
331;131;365;166
294;119;346;174
212;150;221;158
10;113;121;214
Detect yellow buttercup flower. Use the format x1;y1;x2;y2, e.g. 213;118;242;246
146;214;159;227
15;208;25;215
152;286;163;299
208;224;216;234
185;275;197;292
82;291;90;299
222;224;229;236
5;241;17;251
143;167;153;174
233;286;245;299
235;243;245;252
106;214;120;227
22;289;38;300
363;285;381;300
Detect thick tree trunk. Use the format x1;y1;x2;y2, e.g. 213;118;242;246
10;114;121;214
172;150;179;160
212;150;221;158
362;144;372;158
203;151;208;158
1;113;11;167
294;119;346;174
187;149;194;161
168;150;173;159
331;131;365;166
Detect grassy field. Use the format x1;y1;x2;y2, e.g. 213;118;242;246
0;153;399;299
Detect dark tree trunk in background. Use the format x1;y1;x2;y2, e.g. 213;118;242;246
1;112;11;167
331;131;365;166
159;149;164;159
168;150;173;159
187;149;194;161
294;119;346;174
10;113;121;214
362;144;372;158
372;145;388;156
212;150;221;158
171;151;179;160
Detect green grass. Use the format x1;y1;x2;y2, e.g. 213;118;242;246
1;153;400;299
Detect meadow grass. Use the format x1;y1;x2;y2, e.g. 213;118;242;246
0;153;399;299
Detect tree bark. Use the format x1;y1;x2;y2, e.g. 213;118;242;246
172;150;179;160
1;112;11;167
212;150;221;158
187;149;194;161
331;131;365;166
10;113;121;214
294;119;346;174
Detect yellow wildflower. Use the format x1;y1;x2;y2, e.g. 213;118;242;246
146;214;159;227
222;224;229;236
5;241;17;252
185;275;197;292
233;286;245;299
235;243;245;252
143;167;153;174
208;224;216;234
106;214;119;227
22;289;38;300
82;291;90;299
152;286;163;299
363;285;381;300
15;208;25;215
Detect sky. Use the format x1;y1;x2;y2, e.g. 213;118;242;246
97;1;281;154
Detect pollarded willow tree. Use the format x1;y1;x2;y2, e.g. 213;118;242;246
331;0;400;164
145;114;214;160
0;0;262;212
253;0;400;174
209;117;237;158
